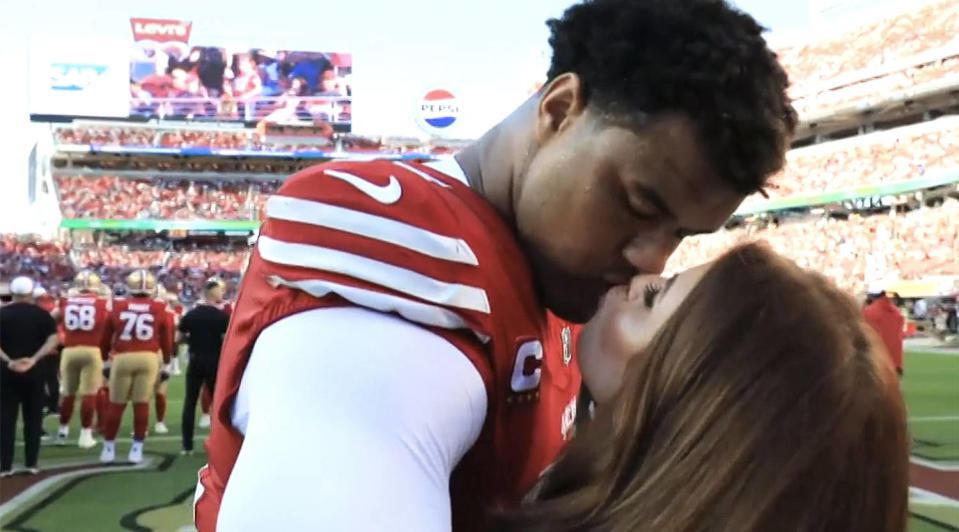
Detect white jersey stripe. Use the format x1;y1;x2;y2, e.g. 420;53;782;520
266;195;479;266
393;162;452;188
422;158;470;187
258;235;491;314
266;276;490;343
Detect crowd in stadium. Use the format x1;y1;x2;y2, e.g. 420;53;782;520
759;119;959;200
54;175;278;220
7;195;958;303
0;236;73;285
668;197;959;292
778;0;956;86
1;238;246;304
52;119;959;221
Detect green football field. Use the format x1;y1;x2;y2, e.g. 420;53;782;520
903;351;959;462
1;349;957;531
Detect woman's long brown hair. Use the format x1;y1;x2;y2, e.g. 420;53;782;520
496;242;909;532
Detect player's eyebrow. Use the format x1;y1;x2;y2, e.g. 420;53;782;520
634;183;716;238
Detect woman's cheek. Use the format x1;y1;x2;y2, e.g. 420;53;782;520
612;307;652;364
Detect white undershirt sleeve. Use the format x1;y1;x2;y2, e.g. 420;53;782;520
217;307;488;532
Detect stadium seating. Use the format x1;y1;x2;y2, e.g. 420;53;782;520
158;130;251;149
0;236;74;291
1;237;248;302
53;118;959;220
55;126;156;147
754;119;959;201
791;57;959;116
54;175;280;220
777;0;959;94
666;198;959;293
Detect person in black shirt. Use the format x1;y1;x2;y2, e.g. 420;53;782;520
1;277;59;476
178;281;230;454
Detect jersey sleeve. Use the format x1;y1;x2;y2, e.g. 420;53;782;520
218;307;487;532
249;160;499;378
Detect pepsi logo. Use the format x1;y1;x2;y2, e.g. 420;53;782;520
418;89;460;130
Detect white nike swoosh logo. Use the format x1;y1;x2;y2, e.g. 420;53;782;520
324;169;403;204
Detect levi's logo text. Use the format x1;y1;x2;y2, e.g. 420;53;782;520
324;169;402;204
130;18;192;43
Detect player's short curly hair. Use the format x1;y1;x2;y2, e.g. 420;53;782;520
546;0;797;194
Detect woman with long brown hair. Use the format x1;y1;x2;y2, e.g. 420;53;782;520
497;242;909;532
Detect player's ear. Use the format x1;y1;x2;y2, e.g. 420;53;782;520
535;73;587;144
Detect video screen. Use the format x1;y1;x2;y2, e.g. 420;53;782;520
130;45;352;129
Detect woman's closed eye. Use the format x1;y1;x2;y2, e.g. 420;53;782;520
643;283;662;308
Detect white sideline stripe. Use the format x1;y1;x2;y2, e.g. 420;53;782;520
266;195;479;266
0;456;158;517
910;416;959;422
910;456;959;472
258;236;491;314
267;276;490;343
909;486;959;507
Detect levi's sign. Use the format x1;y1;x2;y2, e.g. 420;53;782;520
130;18;192;43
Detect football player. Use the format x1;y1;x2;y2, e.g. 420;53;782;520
100;270;174;464
197;1;797;530
153;292;183;435
94;283;114;433
53;271;113;448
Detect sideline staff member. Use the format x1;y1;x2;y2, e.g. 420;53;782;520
178;280;230;454
1;276;59;476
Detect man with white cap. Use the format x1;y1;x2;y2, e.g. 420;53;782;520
0;276;59;476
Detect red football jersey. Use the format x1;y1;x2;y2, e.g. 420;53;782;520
109;296;174;359
196;160;582;531
58;296;113;351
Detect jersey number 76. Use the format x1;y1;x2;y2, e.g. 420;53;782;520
119;311;155;341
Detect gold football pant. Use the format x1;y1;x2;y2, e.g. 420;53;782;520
109;352;161;403
60;346;103;396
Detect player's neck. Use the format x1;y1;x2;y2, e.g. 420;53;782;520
456;97;537;225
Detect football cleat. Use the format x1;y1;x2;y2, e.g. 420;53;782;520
128;441;144;464
77;428;97;449
100;442;116;463
55;425;69;446
198;414;211;428
154;421;170;434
